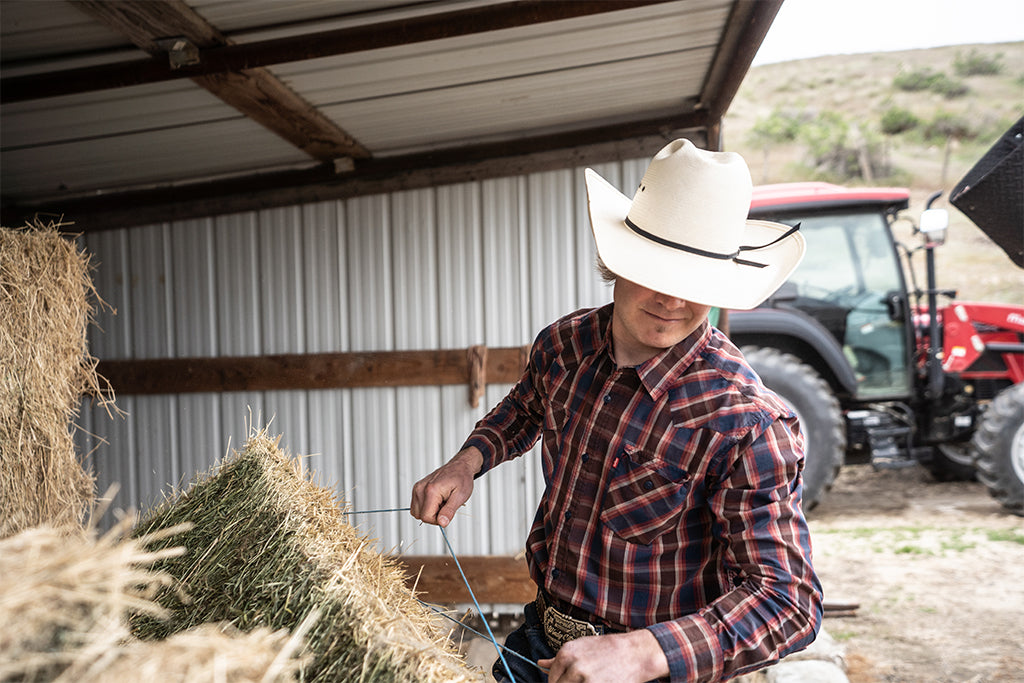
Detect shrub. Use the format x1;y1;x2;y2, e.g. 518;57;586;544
796;111;891;182
953;49;1004;76
893;67;969;99
799;112;854;179
893;67;942;92
923;112;975;143
748;108;805;146
880;107;921;135
930;74;969;99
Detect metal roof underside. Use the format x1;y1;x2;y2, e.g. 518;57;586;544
0;0;781;230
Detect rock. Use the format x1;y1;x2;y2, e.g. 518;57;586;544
782;627;847;670
766;660;849;683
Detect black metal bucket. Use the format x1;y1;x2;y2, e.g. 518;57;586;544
950;116;1023;268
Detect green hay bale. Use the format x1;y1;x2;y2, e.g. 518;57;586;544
132;430;483;683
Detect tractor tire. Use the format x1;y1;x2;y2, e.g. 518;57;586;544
972;383;1024;516
741;346;846;512
921;443;977;482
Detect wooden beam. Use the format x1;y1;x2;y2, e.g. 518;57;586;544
97;346;528;396
396;555;864;615
71;0;368;161
3;114;708;232
398;555;535;605
699;0;782;123
3;1;674;103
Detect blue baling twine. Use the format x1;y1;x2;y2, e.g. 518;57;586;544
346;506;530;681
439;524;517;682
344;506;413;516
415;597;548;675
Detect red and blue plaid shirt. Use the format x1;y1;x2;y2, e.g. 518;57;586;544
464;304;822;682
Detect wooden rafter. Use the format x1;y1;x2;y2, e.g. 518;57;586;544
699;0;783;126
2;111;709;231
6;1;674;103
71;0;370;162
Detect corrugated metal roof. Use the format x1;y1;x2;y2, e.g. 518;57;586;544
1;0;781;229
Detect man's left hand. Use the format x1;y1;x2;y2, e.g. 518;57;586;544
538;629;669;682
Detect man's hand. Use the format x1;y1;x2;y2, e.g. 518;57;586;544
409;447;483;527
538;629;670;683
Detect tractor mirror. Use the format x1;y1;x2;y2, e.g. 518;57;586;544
919;208;949;245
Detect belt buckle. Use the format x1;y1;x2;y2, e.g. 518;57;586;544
541;603;599;649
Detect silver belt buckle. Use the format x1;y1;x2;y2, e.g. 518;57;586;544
542;603;599;649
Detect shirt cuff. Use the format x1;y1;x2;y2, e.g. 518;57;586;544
647;613;722;683
461;433;501;476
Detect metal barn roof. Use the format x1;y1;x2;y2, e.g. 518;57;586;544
1;0;781;230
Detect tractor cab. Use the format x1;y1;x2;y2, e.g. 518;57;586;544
748;183;915;400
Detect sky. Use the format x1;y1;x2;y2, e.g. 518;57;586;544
753;0;1024;65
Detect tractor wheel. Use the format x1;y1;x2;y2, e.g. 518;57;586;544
741;346;846;512
972;383;1024;516
921;443;977;482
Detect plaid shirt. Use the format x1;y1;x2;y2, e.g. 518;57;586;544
464;304;822;682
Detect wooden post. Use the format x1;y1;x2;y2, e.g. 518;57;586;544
468;344;487;408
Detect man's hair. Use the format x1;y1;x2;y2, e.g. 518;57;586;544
595;255;617;284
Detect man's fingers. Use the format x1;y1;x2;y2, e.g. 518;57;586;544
409;448;480;526
410;479;465;526
538;656;563;682
436;495;464;528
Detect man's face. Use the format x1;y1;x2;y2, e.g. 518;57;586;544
611;277;711;366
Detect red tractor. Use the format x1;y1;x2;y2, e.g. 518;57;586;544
727;169;1024;514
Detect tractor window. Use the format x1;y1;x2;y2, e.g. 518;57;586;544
773;211;911;399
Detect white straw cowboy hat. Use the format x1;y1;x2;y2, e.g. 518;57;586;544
586;139;805;310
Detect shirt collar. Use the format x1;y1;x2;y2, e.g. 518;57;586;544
600;306;711;401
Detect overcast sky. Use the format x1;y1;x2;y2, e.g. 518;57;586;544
753;0;1024;65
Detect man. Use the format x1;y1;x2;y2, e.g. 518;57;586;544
410;139;822;683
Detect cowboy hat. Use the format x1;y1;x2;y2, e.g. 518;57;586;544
586;138;805;310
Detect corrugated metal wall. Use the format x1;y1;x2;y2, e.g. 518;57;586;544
76;157;649;556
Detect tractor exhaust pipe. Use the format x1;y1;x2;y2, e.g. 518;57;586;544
923;190;945;401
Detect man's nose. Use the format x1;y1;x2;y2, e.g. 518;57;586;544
653;292;687;310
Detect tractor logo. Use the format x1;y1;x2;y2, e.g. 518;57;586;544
1008;312;1024;328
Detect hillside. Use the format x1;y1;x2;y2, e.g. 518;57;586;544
725;42;1023;304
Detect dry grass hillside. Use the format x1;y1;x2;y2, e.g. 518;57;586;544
725;42;1023;305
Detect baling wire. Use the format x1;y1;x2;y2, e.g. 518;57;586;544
346;506;532;680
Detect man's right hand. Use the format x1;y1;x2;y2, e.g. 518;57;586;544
409;446;483;527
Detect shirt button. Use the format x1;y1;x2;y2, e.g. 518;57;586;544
643;480;655;491
564;511;571;522
552;568;561;579
603;394;612;403
582;453;589;463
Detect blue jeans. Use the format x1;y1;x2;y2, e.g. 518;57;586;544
491;601;554;682
492;602;664;683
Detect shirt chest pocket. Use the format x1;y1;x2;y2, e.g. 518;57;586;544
599;454;691;546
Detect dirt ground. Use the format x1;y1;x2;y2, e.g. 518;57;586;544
809;463;1024;683
460;464;1024;682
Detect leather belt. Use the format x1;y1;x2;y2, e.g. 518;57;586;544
535;589;626;650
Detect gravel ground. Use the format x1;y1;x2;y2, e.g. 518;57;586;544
808;463;1024;683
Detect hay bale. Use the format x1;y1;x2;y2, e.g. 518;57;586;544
71;621;310;683
0;518;179;681
0;222;113;537
0;518;309;683
131;429;484;683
